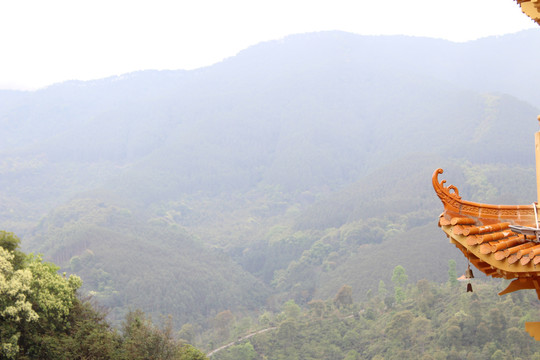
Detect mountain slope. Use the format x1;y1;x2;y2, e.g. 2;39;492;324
0;30;539;327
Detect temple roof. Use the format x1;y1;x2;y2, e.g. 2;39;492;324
516;0;540;25
433;169;540;299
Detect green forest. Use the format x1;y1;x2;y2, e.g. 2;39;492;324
0;231;207;359
206;265;540;360
2;31;540;359
6;226;540;360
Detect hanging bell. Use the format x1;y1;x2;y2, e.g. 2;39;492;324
465;264;474;279
466;282;473;292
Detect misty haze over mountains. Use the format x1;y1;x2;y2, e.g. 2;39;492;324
1;30;540;326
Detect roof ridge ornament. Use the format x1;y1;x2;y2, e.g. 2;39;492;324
432;168;461;201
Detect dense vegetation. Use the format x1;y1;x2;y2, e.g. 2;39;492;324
0;231;207;359
207;266;540;360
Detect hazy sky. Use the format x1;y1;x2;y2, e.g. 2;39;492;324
0;0;537;90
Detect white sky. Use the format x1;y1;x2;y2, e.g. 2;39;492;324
0;0;537;90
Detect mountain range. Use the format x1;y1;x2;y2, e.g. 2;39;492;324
1;29;540;327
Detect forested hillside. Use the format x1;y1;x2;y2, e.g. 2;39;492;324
0;231;208;359
207;274;540;360
1;29;540;345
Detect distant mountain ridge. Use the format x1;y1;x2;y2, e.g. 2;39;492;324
2;31;539;201
2;29;540;149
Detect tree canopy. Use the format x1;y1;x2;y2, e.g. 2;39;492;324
0;231;207;360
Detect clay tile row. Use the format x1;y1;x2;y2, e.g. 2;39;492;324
442;216;540;269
